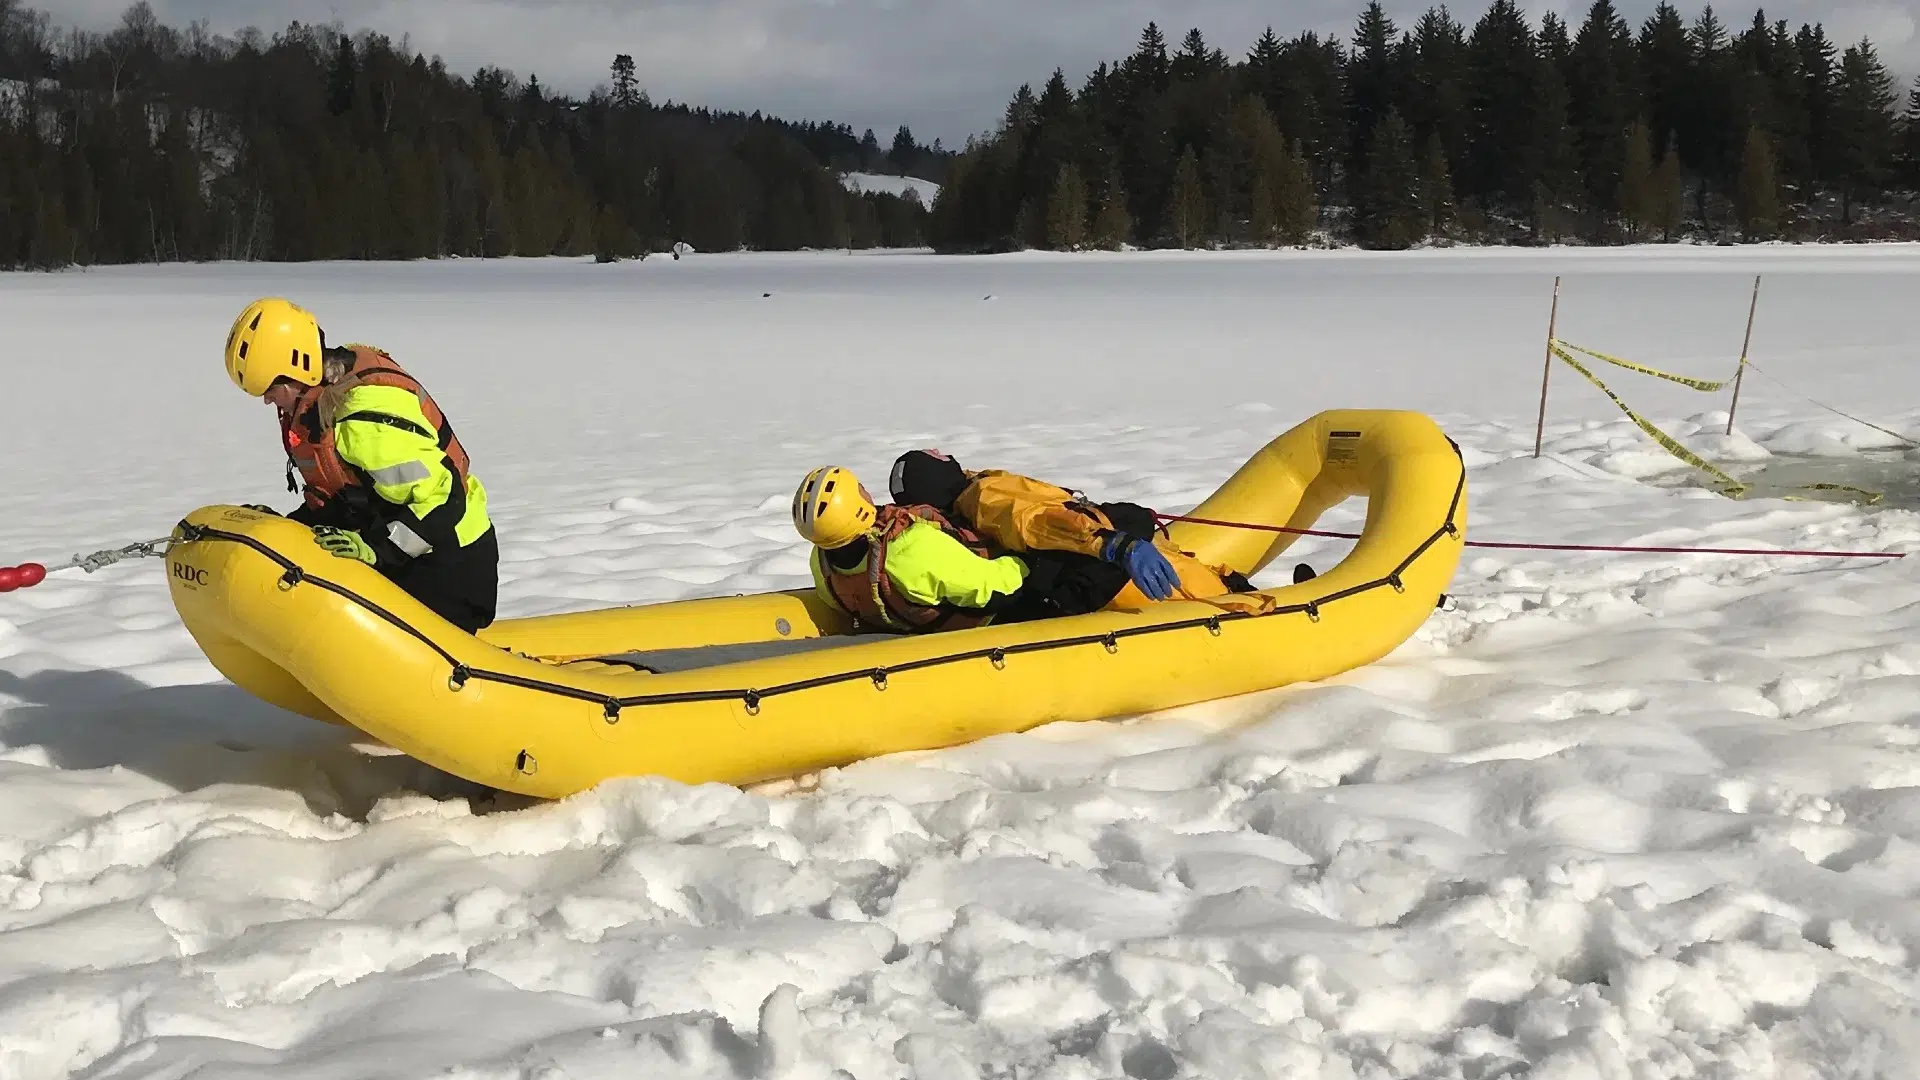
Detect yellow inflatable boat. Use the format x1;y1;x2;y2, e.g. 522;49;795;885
164;410;1466;799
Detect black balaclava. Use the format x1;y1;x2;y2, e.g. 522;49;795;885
890;450;969;511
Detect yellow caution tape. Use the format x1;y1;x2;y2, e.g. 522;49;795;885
1550;344;1748;495
1552;339;1736;392
1548;342;1886;507
1783;483;1885;506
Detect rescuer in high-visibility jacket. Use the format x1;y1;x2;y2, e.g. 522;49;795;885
888;449;1255;617
792;466;1039;633
223;297;499;633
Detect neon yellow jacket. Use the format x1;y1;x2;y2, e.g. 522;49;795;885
811;519;1029;611
330;384;491;554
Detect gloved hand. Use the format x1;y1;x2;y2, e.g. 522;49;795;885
1102;532;1180;601
312;526;377;565
241;504;279;516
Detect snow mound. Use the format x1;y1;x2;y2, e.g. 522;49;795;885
1761;417;1916;455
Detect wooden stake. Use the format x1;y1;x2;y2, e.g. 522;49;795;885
1534;276;1561;458
1725;274;1761;436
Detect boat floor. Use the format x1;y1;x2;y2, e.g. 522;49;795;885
568;634;880;675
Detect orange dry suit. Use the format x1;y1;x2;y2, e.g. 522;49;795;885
953;471;1244;611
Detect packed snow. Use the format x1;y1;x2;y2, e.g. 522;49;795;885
840;172;939;204
4;247;1920;1078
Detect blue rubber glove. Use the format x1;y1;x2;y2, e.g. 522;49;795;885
312;526;377;565
1103;532;1180;601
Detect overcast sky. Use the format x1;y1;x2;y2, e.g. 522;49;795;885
40;0;1919;148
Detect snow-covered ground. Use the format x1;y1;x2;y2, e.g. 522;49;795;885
4;247;1920;1078
840;171;939;204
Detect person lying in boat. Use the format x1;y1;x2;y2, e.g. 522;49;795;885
886;449;1257;618
222;297;500;634
792;465;1045;633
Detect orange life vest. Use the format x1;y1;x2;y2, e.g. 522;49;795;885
821;504;1002;633
279;345;472;513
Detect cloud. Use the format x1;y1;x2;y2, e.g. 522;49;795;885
39;0;1920;147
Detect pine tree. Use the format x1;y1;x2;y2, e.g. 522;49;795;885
1029;69;1078;203
1276;138;1318;244
1247;27;1285;111
1465;0;1539;210
1346;1;1405;193
1047;162;1088;249
1685;6;1734;224
1568;0;1635;233
1538;12;1572;66
1002;85;1038;133
1638;4;1692;200
1652;134;1686;239
1131;23;1171;92
1531;59;1581;241
1795;25;1839;192
1618;119;1657;239
1900;75;1920;189
1240;98;1291;244
1012;195;1042;249
1251;175;1278;244
1278;31;1348;197
1202;145;1235;240
1358;108;1421;248
846;195;880;249
1734;124;1780;239
890;126;918;172
610;54;640;108
328;35;357;116
1421;130;1456;238
1753;17;1810;196
1410;5;1469;169
1167;146;1206;247
1092;164;1133;249
1832;39;1897;222
593;205;630;262
1173;28;1214;82
0;146;22;266
29;189;70;268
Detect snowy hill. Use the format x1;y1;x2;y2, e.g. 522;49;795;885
840;171;940;204
4;247;1920;1077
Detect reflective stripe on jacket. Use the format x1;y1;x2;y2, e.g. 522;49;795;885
280;344;489;552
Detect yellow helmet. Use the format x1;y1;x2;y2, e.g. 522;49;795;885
792;466;876;549
225;297;323;397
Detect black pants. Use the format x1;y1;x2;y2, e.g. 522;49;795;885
389;526;499;633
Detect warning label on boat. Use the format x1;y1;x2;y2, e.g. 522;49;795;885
1327;430;1361;463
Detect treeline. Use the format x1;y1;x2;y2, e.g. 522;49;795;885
929;4;1920;251
0;1;947;268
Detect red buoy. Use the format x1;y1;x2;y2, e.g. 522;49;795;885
0;568;20;593
16;563;45;588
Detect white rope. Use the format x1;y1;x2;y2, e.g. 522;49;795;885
1741;361;1920;448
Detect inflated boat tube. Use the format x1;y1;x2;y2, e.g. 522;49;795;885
165;409;1466;798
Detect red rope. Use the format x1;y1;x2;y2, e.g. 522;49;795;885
1154;513;1905;560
